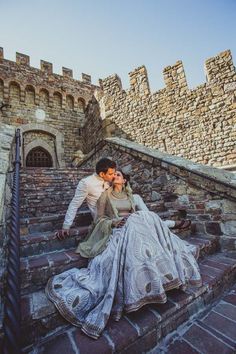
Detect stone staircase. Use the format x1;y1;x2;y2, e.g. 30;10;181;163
19;168;236;353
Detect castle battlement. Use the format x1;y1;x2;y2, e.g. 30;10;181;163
0;47;235;169
0;47;92;84
0;47;98;112
100;49;235;97
93;49;236;168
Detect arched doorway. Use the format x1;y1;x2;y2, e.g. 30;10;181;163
26;147;53;167
20;123;65;168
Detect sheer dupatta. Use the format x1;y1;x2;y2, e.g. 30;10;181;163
76;187;136;258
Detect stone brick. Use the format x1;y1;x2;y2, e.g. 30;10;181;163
165;339;199;354
183;324;235;353
162;307;189;337
223;293;236;306
27;256;49;269
48;251;70;266
37;333;76;354
121;329;159;354
167;289;193;307
126;308;160;336
213;302;236;322
202;311;236;342
73;328;113;354
201;258;230;273
105;317;138;352
151;300;177;320
205;222;223;235
21;295;31;322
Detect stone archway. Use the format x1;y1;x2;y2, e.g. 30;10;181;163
25;139;56;167
20;123;65;168
26;146;53;167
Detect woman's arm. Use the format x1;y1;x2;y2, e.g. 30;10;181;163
133;194;175;228
133;194;149;211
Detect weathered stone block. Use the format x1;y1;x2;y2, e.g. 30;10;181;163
205;222;223;235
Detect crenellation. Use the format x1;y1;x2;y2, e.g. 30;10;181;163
82;73;91;84
101;74;123;95
0;47;235;169
40;60;53;75
163;61;188;92
129;65;150;96
0;47;3;60
62;67;73;78
204;50;235;83
85;49;236;168
0;48;98;166
16;52;30;66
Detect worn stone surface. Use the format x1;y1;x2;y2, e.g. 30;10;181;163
0;51;98;166
28;266;236;353
14;163;236;353
1;49;236;169
0;123;15;343
155;284;236;354
88;50;236;169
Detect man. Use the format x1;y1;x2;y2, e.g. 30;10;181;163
56;158;116;239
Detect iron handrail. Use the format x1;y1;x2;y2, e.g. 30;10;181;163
3;128;21;354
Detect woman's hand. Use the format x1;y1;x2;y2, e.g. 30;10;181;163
112;218;126;228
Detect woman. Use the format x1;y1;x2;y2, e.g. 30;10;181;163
46;171;201;339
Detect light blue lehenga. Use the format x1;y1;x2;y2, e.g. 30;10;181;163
46;193;201;339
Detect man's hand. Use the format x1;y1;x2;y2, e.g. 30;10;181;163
55;229;70;240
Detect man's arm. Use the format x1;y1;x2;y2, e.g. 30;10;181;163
62;179;88;229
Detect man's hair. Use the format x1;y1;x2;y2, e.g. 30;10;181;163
96;158;116;174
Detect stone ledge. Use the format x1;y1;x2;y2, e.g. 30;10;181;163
78;137;236;202
105;137;236;189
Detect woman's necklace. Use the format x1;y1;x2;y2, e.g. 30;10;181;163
111;189;128;200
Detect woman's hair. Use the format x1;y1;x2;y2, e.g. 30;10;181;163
119;170;130;187
96;158;116;174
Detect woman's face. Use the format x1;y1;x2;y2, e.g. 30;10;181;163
113;171;126;186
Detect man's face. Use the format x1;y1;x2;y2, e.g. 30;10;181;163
99;168;116;183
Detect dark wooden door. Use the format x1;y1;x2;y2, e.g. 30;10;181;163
26;147;53;167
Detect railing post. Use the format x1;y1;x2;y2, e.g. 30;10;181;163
3;128;21;354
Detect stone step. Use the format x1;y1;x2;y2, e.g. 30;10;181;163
20;210;92;235
20;248;88;294
20;198;87;217
20;236;218;294
162;283;236;354
20;253;236;352
20;226;89;257
19;201;169;219
20;167;94;176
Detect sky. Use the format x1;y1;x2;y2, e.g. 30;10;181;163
0;0;235;91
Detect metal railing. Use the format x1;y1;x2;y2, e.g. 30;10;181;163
3;128;21;354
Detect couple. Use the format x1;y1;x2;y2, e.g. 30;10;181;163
46;158;202;339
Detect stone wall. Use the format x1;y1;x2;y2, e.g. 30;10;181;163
0;48;99;165
79;137;236;252
1;48;236;168
90;50;236;168
0;123;15;337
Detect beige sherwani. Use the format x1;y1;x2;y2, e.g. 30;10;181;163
63;174;110;229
